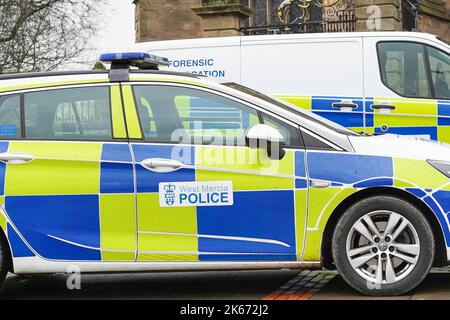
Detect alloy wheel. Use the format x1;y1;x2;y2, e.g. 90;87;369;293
346;210;420;285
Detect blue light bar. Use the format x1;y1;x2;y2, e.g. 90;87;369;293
99;52;169;70
99;52;148;61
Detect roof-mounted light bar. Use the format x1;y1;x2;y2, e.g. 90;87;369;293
99;52;169;70
99;52;170;82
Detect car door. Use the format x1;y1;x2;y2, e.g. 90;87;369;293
125;82;308;262
0;84;137;262
364;38;450;141
427;46;450;142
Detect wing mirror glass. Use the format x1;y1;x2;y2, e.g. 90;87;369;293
245;124;286;160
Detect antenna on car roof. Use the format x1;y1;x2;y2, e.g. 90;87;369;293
99;52;170;82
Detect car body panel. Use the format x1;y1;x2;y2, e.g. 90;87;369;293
0;70;450;275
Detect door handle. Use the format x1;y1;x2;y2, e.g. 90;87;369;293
311;180;331;189
332;100;358;111
371;103;396;113
141;158;184;173
0;152;34;164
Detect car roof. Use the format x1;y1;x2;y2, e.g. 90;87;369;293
0;69;219;94
0;69;205;81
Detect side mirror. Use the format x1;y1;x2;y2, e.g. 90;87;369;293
245;124;286;160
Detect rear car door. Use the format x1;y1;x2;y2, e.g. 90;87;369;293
0;84;137;262
364;38;450;141
126;82;308;262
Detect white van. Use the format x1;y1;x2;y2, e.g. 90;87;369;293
132;32;450;142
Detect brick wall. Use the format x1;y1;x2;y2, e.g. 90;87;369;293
355;0;402;31
134;0;450;42
415;0;450;43
418;14;450;43
134;0;203;42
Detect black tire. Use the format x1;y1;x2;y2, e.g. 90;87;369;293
0;235;9;286
332;196;435;296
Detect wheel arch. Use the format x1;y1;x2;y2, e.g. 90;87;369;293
321;186;448;269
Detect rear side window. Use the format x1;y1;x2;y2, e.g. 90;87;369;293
378;42;431;98
0;95;21;139
24;87;112;140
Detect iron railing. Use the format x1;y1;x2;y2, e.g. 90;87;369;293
240;10;356;35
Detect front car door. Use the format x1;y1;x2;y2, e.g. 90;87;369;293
363;36;450;141
125;82;308;262
0;84;137;262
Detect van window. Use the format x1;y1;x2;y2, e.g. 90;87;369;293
0;95;21;139
427;47;450;99
378;42;431;98
24;87;112;140
133;85;260;146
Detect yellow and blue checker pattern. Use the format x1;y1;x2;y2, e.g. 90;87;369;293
0;141;309;262
132;144;307;262
0;141;136;261
0;80;450;265
364;97;446;141
276;95;450;141
275;95;365;133
2;139;450;264
302;151;450;260
1;142;450;263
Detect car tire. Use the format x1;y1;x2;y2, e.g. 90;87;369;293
332;196;434;296
0;235;9;286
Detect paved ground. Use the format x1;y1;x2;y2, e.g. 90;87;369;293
312;268;450;300
1;268;450;300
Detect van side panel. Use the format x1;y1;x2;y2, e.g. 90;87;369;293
240;37;364;97
241;37;365;132
136;37;241;82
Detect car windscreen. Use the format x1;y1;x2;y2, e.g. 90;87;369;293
222;82;358;136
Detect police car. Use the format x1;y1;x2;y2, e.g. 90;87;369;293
0;52;449;296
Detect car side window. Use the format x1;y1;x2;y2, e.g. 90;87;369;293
24;86;112;140
427;46;450;99
261;113;303;148
301;130;335;150
0;95;21;139
378;42;431;98
133;85;260;146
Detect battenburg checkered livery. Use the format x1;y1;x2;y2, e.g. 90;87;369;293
0;53;450;295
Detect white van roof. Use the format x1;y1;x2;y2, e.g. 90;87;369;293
132;31;444;51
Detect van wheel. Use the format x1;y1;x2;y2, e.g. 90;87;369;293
332;196;434;296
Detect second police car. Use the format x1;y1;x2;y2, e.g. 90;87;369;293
0;52;449;295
